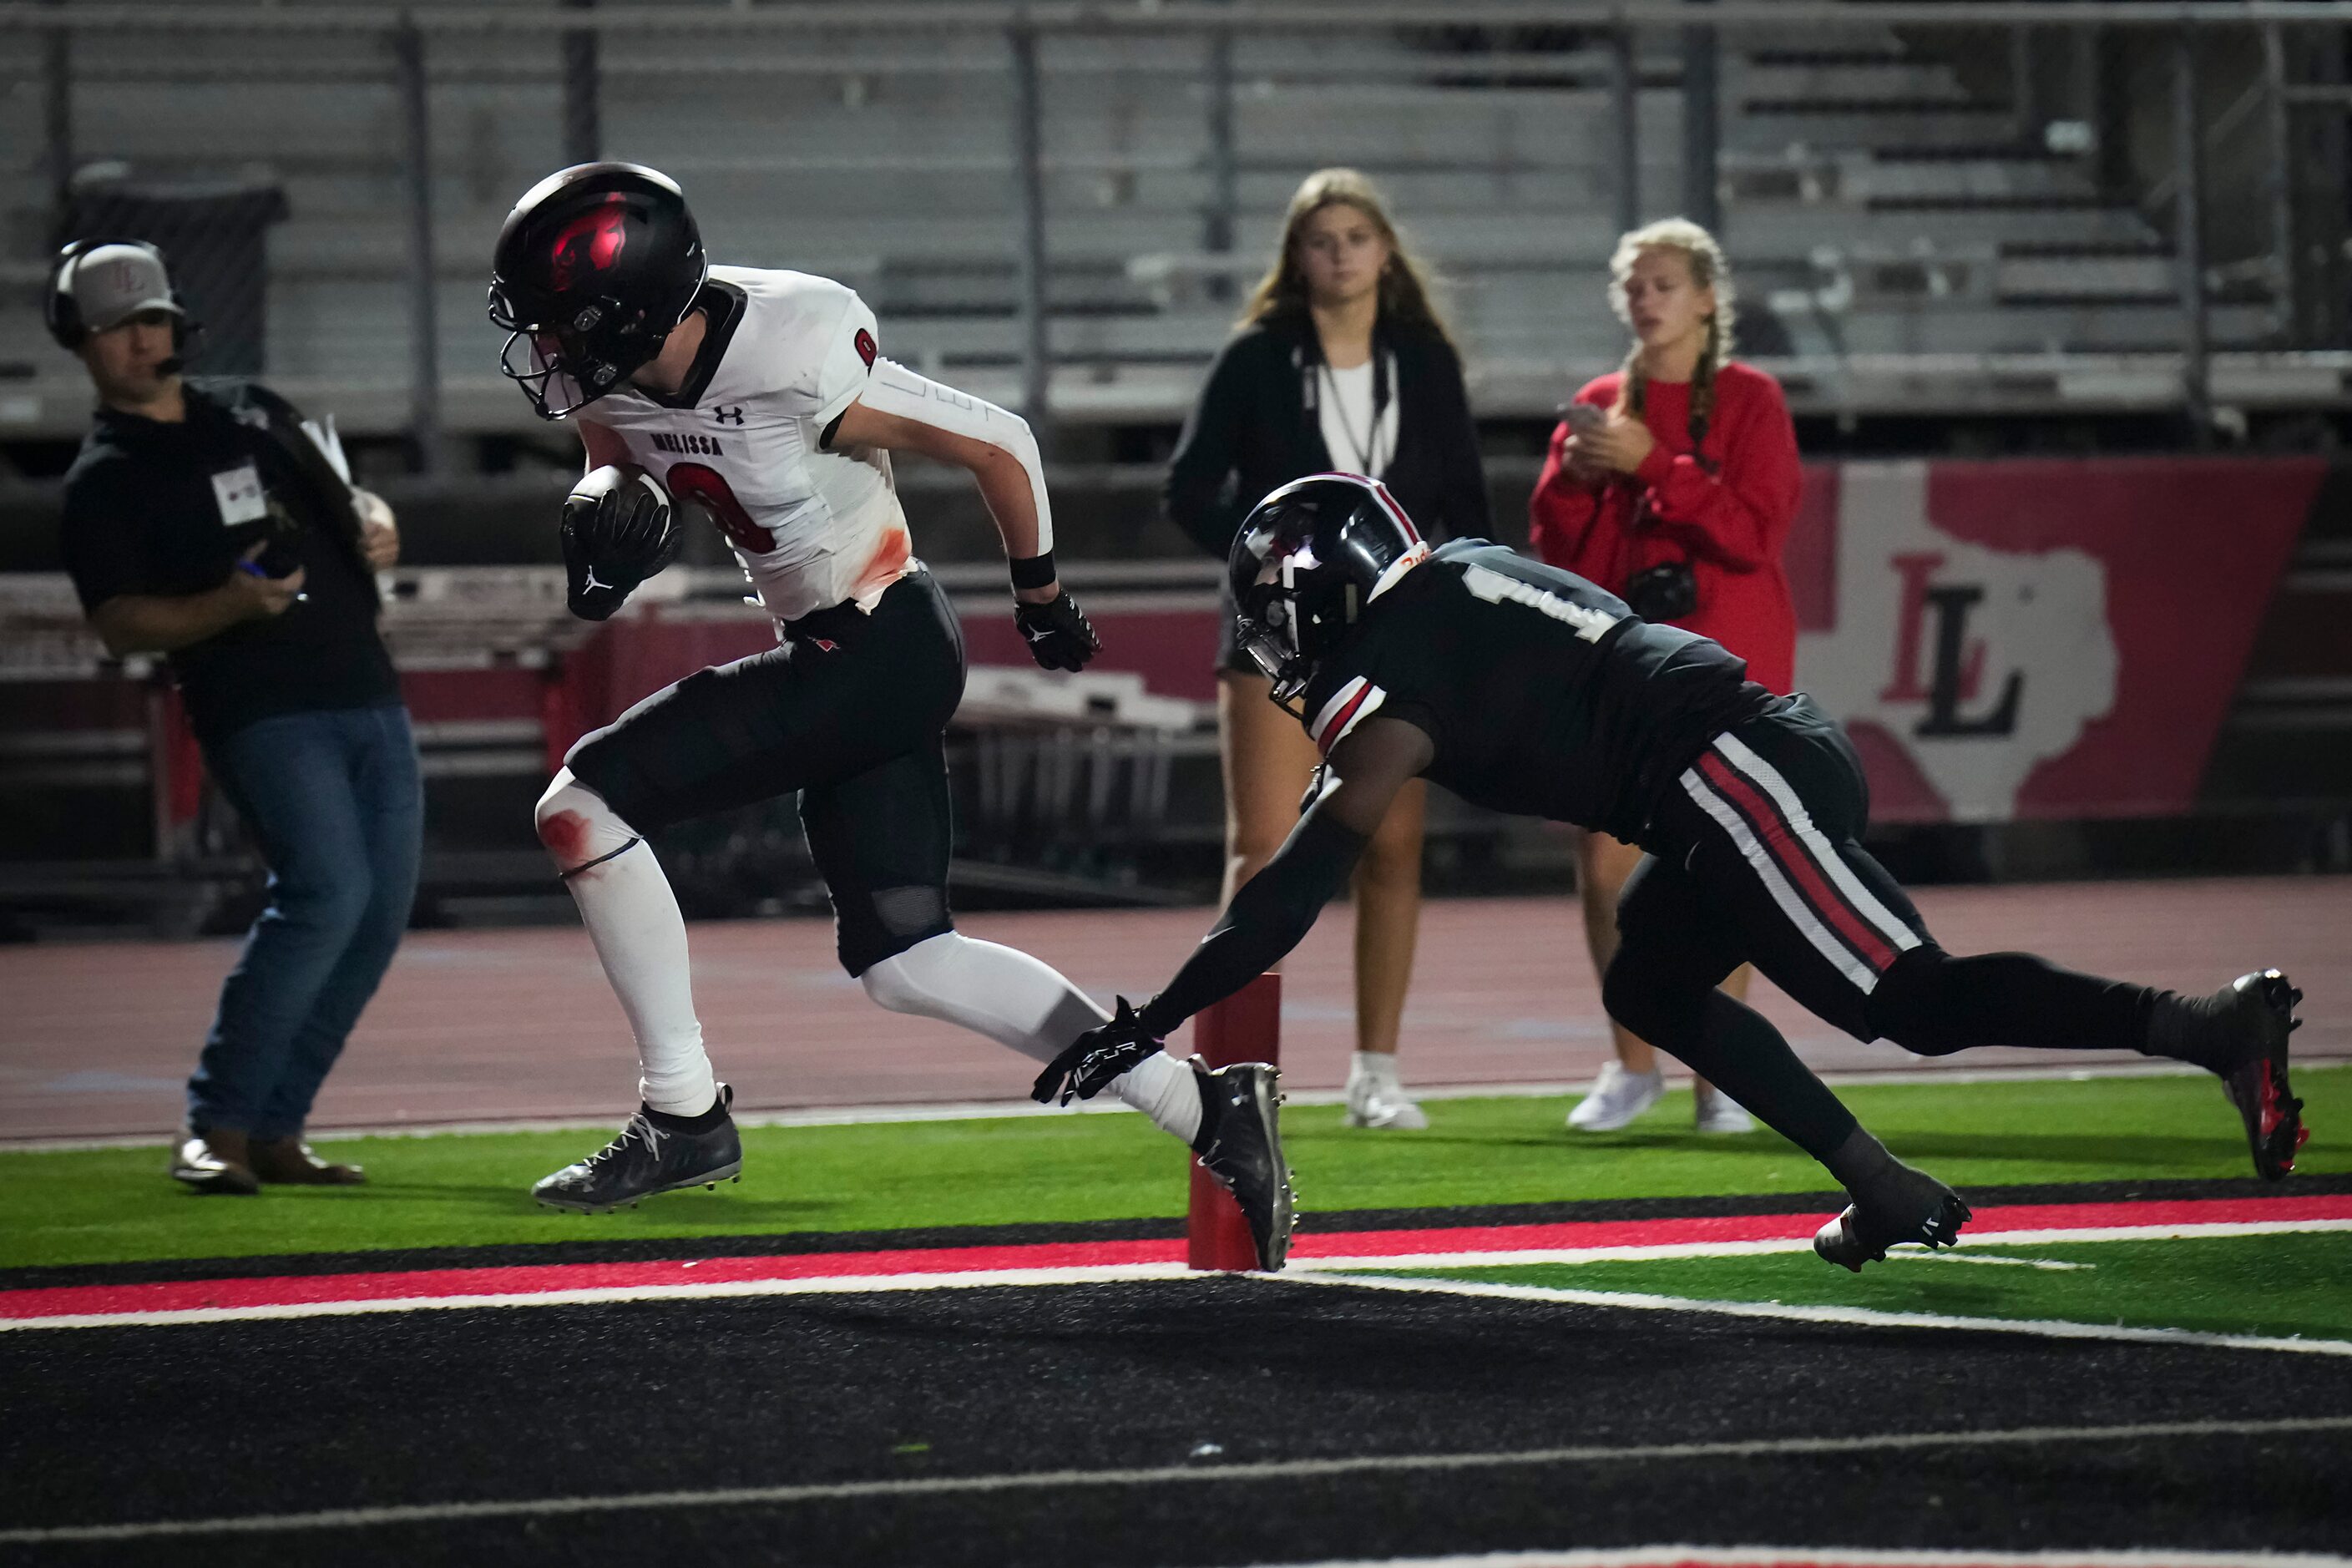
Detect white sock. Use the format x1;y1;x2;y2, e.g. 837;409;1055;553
535;771;716;1118
1110;1049;1203;1148
1351;1050;1400;1087
861;931;1201;1145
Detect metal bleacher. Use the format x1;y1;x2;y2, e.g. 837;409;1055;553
3;3;2342;443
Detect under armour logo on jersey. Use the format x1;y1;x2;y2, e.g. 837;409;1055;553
712;405;744;426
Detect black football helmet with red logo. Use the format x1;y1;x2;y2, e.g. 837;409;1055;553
1229;473;1428;705
488;162;707;419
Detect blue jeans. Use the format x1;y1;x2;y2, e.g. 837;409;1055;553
190;703;422;1139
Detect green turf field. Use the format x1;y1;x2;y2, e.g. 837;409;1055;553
1;1066;2344;1272
1350;1231;2352;1344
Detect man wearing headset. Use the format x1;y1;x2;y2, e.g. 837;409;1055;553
52;240;417;1196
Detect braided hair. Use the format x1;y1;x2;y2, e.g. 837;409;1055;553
1606;218;1736;453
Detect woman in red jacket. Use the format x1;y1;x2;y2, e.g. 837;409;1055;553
1530;218;1802;1136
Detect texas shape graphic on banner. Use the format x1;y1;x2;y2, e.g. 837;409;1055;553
1793;457;2320;824
1799;462;2115;822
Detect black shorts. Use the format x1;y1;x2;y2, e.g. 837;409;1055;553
1622;694;1935;1041
564;570;967;976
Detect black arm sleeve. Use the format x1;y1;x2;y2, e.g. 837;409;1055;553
1162;336;1252;559
1135;805;1368;1037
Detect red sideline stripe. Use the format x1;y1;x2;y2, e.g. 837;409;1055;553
0;1239;1178;1323
5;1194;2345;1323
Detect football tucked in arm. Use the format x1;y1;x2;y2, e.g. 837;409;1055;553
561;464;684;621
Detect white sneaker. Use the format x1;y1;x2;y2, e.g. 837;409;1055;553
1344;1055;1430;1130
1566;1062;1665;1131
1693;1085;1755;1135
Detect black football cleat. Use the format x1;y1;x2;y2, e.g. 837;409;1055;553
1190;1060;1295;1272
2214;969;2307;1182
533;1084;742;1214
1814;1161;1971;1273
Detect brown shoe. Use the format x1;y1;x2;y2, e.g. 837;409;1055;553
249;1136;367;1186
169;1126;260;1196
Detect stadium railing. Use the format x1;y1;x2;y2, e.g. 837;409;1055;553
3;1;2350;458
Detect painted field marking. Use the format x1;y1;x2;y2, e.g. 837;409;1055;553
1277;1548;2352;1568
1;1058;2280;1152
0;1262;1197;1332
2;1414;2346;1547
4;1196;2344;1333
1287;1217;2352;1273
1273;1270;2352;1359
1882;1250;2092;1270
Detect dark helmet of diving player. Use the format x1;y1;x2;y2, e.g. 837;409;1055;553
488;162;708;419
1229;473;1429;706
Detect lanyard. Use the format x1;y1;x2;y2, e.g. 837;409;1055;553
1318;357;1391;477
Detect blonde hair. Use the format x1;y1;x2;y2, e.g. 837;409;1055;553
1606;217;1735;447
1241;167;1454;352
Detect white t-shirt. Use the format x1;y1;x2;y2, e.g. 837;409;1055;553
582;265;913;625
1317;356;1397;479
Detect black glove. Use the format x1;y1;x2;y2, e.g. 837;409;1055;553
1014;589;1100;673
1031;996;1162;1105
561;466;683;621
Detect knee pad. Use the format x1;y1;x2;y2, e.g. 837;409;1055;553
837;883;953;979
1864;945;1970;1056
861;932;961;1016
534;771;643;877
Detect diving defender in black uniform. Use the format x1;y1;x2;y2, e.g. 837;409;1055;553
1034;473;2309;1270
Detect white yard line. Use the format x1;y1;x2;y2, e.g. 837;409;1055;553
1272;1271;2352;1358
1282;1216;2352;1273
1264;1547;2352;1568
3;1414;2347;1546
8;1059;2294;1152
0;1262;1198;1333
1881;1251;2092;1270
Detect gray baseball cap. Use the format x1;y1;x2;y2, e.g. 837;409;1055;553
60;243;183;335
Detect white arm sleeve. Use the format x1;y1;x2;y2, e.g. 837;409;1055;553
856;357;1054;555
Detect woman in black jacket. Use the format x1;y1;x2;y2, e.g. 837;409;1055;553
1164;167;1489;1130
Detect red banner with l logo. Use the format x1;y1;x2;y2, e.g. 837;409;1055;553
1789;458;2321;822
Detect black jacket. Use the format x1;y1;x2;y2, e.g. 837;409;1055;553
60;377;395;739
1163;312;1490;561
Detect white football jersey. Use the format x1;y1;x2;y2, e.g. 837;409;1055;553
582;266;914;624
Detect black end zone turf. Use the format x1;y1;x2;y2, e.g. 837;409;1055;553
2;1278;2347;1567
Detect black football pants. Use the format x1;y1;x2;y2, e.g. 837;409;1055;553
564;570;966;977
1603;695;2166;1162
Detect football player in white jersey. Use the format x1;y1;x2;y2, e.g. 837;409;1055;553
485;164;1288;1267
